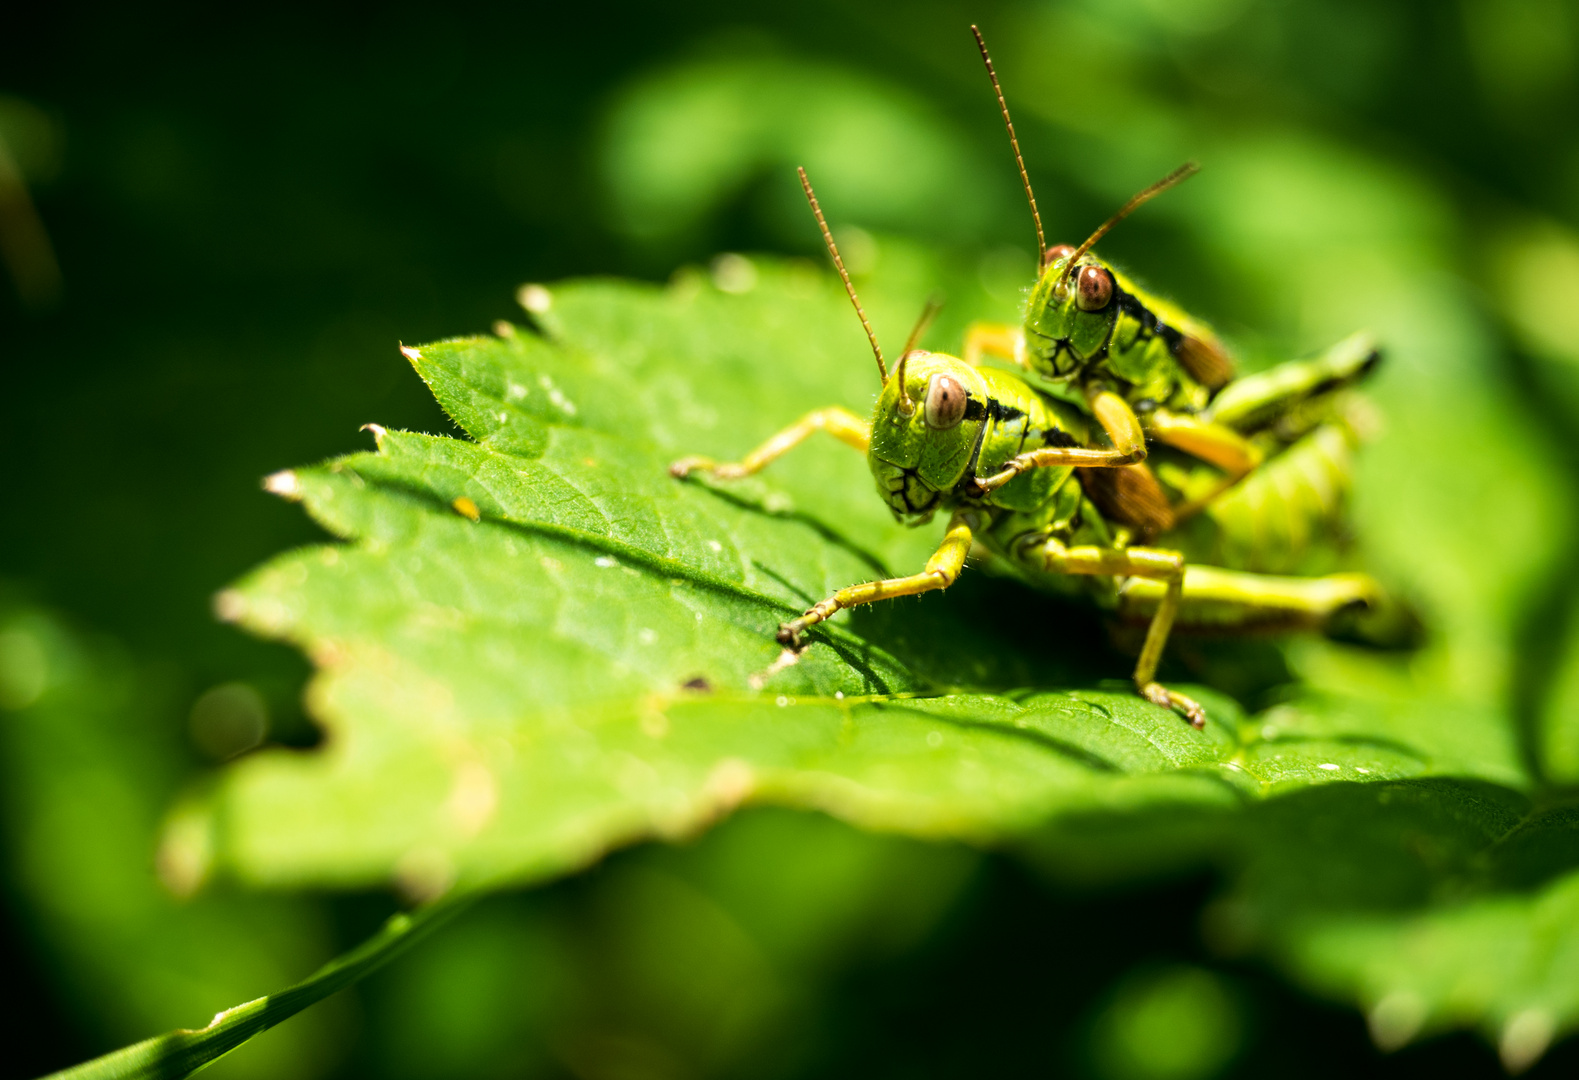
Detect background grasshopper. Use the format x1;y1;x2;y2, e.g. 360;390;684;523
673;170;1385;727
963;27;1380;536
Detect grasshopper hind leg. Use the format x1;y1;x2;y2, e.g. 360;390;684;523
1030;539;1205;728
1117;566;1383;634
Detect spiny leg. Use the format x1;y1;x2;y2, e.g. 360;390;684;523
1032;538;1202;727
1144;408;1263;521
670;407;870;479
974;387;1150;493
778;515;973;647
963;321;1024;369
973;441;1146;493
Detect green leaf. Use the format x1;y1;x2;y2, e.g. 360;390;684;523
78;261;1565;1077
187;264;1526;895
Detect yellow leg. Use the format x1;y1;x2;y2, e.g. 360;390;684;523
963;321;1024;369
1144;408;1264;521
1118;566;1380;632
975;386;1152;493
670;407;870;479
777;515;973;647
1031;539;1203;727
1087;388;1148;459
974;442;1146;493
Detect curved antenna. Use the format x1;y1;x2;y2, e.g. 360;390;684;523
891;295;943;416
972;25;1045;266
798;166;886;383
1056;161;1199;299
902;295;943;355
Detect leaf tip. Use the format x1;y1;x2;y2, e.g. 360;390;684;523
156;801;215;899
1500;1009;1555;1073
399;344;423;365
212;589;248;623
1367;990;1425;1052
516;283;552;314
704;757;756;811
395;846;456;904
262;469;302;500
360;423;388;447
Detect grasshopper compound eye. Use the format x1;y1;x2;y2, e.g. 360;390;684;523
924;374;969;430
1044;243;1075;265
1076;265;1114;312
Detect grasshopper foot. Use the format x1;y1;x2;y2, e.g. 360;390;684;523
776;608;829;651
1139;681;1206;729
669;456;711;478
670;456;749;480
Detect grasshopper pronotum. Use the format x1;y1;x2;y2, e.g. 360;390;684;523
672;170;1384;727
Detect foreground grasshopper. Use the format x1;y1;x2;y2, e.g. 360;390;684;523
963;28;1378;532
672;172;1382;727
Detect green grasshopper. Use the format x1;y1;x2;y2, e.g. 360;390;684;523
672;170;1382;727
962;27;1378;533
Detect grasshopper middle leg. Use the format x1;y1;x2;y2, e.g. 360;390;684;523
1030;538;1203;727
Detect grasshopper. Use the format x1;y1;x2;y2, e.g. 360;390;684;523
672;171;1382;727
962;27;1379;534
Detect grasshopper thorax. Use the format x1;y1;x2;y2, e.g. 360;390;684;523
868;350;990;523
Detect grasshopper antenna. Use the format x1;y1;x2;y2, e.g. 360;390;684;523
891;295;943;416
799;165;887;384
972;25;1045;267
1056;161;1199;299
902;295;943;355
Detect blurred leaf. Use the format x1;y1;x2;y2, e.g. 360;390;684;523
1086;964;1243;1080
600;52;1000;248
0;601;339;1079
1288;861;1579;1072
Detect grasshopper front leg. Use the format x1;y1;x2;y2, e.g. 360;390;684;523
972;386;1150;494
972;441;1147;495
670;407;870;479
1030;538;1203;727
778;514;973;647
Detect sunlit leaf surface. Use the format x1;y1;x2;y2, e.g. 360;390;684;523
193;267;1513;892
164;265;1579;1067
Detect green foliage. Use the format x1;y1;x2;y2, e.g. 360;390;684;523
60;263;1554;1076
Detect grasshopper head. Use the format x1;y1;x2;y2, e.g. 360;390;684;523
868;350;988;523
1023;245;1117;377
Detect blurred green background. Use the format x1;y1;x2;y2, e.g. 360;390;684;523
5;0;1579;1076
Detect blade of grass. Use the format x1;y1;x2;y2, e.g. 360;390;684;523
43;893;475;1080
